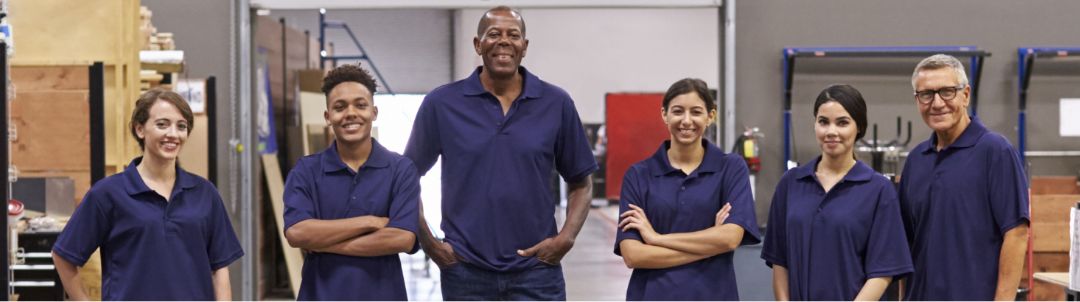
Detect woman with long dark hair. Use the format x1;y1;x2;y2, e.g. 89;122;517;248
615;78;761;300
761;84;912;300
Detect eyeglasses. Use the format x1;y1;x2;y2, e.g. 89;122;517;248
914;86;965;104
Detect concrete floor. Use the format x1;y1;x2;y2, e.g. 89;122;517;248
402;203;774;300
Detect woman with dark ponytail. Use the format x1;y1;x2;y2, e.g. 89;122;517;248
761;84;913;300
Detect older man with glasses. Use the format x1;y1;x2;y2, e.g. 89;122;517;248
897;54;1030;300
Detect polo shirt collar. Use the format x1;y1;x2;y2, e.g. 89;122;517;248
843;160;875;182
647;139;724;177
320;138;391;173
463;66;544;99
919;116;987;154
123;156;199;196
794;156;875;183
697;139;726;174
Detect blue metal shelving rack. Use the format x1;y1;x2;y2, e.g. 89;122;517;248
780;46;991;171
1016;47;1080;164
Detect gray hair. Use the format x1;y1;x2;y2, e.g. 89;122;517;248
911;54;969;90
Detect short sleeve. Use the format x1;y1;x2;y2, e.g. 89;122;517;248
207;187;244;270
864;182;914;278
720;156;761;245
761;174;789;268
53;189;112;266
988;143;1030;235
283;160;317;231
404;96;442;176
554;97;598;183
614;167;645;256
385;159;421;254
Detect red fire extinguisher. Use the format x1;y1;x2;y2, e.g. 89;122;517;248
732;127;762;173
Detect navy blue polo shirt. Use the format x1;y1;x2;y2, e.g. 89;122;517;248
760;156;913;300
613;140;761;301
53;157;244;300
283;139;421;301
898;117;1029;300
404;66;598;272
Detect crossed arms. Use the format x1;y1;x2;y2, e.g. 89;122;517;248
618;203;745;269
285;215;415;257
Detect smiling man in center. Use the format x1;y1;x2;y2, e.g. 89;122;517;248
405;5;598;300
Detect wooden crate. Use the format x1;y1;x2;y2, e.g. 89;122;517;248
1023;252;1069;301
9;0;143;176
10;66;94;206
1031;176;1080;195
11;66;90;91
1031;195;1078;252
10;91;91;170
1026;191;1078;300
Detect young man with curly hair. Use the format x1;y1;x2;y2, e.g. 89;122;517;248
281;64;420;300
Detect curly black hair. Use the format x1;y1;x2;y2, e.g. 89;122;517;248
321;63;378;97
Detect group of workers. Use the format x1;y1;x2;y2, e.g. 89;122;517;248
48;5;1028;301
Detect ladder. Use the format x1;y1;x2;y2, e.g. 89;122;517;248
318;8;394;94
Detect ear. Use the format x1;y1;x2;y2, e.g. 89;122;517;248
708;108;718;124
961;85;972;106
324;110;330;125
372;106;379;121
134;123;146;140
521;38;529;58
660;107;668;120
474;36;482;56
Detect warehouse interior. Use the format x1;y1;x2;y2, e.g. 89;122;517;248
2;0;1079;300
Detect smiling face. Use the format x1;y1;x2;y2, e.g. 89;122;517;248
474;9;528;79
135;99;190;162
914;67;970;138
814;101;858;159
325;81;377;146
663;92;715;147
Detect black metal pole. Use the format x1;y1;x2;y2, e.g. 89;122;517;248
207;76;218;186
89;62;105;185
1020;54;1036;111
305;30;311;69
970;55;986;115
1;41;9;291
319;9;326;70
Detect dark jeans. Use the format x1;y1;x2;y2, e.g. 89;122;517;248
440;261;566;301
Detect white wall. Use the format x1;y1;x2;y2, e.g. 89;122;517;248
454;8;721;123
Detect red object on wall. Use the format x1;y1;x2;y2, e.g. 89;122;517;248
605;93;670;201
